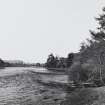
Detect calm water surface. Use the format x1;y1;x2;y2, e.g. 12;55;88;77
0;67;67;105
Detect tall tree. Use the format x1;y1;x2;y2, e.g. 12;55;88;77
79;7;105;84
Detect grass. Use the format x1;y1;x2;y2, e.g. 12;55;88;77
61;86;105;105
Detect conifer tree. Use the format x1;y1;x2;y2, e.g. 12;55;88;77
90;7;105;41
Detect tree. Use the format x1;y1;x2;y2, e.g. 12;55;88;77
90;7;105;41
46;54;57;68
90;7;105;84
66;53;74;67
0;58;5;67
79;7;105;84
56;57;67;68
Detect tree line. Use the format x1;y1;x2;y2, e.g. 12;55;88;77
45;7;105;86
45;53;74;68
68;7;105;86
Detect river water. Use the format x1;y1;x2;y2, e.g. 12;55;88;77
0;67;68;105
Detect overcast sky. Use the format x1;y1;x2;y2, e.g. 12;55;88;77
0;0;105;63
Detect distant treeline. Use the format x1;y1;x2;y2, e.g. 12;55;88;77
5;62;35;67
0;59;37;68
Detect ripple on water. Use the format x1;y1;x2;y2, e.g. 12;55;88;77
0;69;67;105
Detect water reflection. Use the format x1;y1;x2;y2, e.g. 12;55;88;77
0;67;67;105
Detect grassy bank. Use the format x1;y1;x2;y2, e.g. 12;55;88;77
61;86;105;105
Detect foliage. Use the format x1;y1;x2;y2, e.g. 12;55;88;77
45;53;74;68
68;7;105;84
0;58;5;67
45;54;58;68
66;53;74;67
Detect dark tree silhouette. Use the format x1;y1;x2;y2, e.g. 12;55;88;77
46;54;57;68
0;58;5;67
78;7;105;84
66;53;74;67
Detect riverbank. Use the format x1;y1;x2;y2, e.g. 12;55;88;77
47;68;68;73
1;67;105;105
60;86;105;105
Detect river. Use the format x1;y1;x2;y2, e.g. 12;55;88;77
0;67;68;105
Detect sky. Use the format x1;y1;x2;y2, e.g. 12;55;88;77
0;0;105;63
